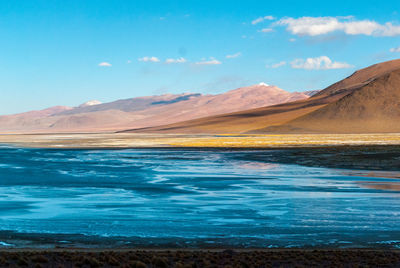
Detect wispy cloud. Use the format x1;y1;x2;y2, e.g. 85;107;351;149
138;56;160;62
195;58;222;65
252;15;275;25
98;62;112;67
226;52;241;59
165;57;187;64
260;28;273;33
276;16;400;37
390;46;400;52
269;61;286;68
291;56;353;70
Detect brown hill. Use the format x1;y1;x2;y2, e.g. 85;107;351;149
125;59;400;134
314;59;400;97
0;84;309;133
263;68;400;133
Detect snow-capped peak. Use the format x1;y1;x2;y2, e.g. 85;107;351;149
258;82;270;87
79;100;102;107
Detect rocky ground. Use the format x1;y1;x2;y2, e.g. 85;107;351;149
0;249;400;267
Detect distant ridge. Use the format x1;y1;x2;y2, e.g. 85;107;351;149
0;83;311;133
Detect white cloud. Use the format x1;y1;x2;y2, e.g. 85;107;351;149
165;57;187;64
276;16;400;37
270;61;286;68
390;46;400;52
195;58;222;65
290;56;353;70
138;56;160;62
127;60;132;64
252;15;275;25
226;52;241;59
260;28;273;33
289;38;296;42
98;62;112;67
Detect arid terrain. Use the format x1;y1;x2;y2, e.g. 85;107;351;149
0;84;311;134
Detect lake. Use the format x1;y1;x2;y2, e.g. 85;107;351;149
0;145;399;248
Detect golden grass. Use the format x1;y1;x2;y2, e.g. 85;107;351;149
167;134;400;147
0;133;400;148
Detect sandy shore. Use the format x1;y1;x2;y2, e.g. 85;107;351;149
1;133;400;148
0;249;399;267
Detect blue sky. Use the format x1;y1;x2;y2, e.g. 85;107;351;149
1;0;400;114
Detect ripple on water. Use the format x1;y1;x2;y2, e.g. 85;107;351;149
0;147;399;248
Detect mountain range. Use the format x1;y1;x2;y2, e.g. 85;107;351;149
0;83;312;133
126;59;400;134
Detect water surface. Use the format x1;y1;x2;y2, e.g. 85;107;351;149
0;146;399;248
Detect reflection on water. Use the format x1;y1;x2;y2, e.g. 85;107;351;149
0;146;399;248
343;170;400;179
360;182;400;191
342;170;400;192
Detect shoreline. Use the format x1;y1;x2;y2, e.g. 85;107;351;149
0;248;399;267
1;139;400;171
